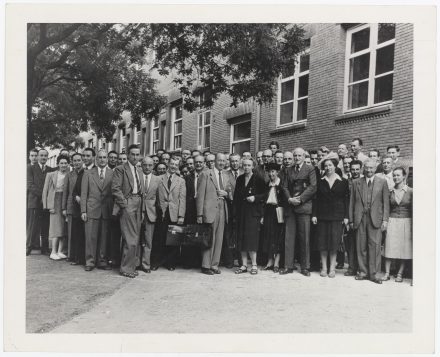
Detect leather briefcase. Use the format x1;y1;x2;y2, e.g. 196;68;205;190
166;224;213;249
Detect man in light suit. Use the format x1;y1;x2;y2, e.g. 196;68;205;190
221;153;243;268
112;144;144;278
349;159;390;284
62;152;83;264
138;156;160;273
281;147;317;276
197;153;231;275
158;157;186;270
81;150;113;271
26;149;54;255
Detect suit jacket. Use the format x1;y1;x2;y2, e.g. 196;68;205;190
158;173;186;222
42;171;64;210
62;170;81;216
349;176;390;229
27;163;55;209
80;167;114;219
253;164;270;184
233;174;266;218
282;163;317;215
184;172;197;224
142;173;160;223
312;176;349;221
196;168;231;224
111;162;145;209
224;168;244;198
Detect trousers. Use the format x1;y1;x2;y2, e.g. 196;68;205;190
26;208;49;251
284;213;311;270
84;218;109;267
356;214;382;279
202;199;226;270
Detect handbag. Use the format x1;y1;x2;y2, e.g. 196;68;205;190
166;224;213;249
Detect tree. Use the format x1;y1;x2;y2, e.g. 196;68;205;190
27;23;165;150
149;23;306;111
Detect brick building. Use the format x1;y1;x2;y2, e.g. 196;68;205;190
84;23;413;163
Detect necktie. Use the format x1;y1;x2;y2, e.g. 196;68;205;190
194;173;198;198
168;174;172;190
218;171;224;190
234;171;238;180
134;168;140;194
146;175;150;192
295;165;300;173
367;179;371;188
99;168;104;181
42;165;45;173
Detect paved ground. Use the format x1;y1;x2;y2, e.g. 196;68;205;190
27;253;412;334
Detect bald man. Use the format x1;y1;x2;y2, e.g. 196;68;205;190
281;147;317;276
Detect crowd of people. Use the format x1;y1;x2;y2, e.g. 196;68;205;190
26;138;413;284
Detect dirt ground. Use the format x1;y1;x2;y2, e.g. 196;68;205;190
27;253;412;334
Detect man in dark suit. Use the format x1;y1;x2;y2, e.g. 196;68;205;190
181;155;205;268
26;149;54;255
81;150;113;271
157;157;186;270
138;156;160;273
254;149;272;184
197;153;231;275
112;144;144;278
221;153;244;268
349;159;390;284
62;152;83;264
281;147;317;276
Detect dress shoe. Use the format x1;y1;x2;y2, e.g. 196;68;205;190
371;278;383;284
50;253;61;260
151;266;159;271
167;267;175;271
57;252;67;259
84;266;94;271
70;261;79;266
301;269;311;277
211;268;221;274
355;275;368;280
201;268;214;275
140;268;151;273
98;265;112;270
279;268;294;275
336;264;344;269
344;270;356;276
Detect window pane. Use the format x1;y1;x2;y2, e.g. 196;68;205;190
153;142;158;153
298;75;309;98
198;128;203;146
281;80;294;103
204;111;211;125
198;114;203;127
175;106;182;119
153;118;158;127
174;120;182;134
375;44;394;75
297;98;308;120
280;102;293;125
351;27;370;53
153;129;158;141
174;136;181;149
348;82;369;109
233;121;251;141
378;23;396;44
204;127;210;148
299;53;310;72
374;74;393;103
349;53;370;82
232;141;250;156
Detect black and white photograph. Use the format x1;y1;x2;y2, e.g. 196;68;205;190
2;3;437;354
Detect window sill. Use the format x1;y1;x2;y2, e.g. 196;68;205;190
335;104;392;123
269;121;307;135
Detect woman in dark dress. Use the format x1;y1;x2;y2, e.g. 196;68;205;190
262;163;285;273
311;158;349;278
234;159;266;275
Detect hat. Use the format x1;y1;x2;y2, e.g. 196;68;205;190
266;162;281;171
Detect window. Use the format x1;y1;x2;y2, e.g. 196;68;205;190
88;139;93;148
277;50;310;126
171;105;183;150
197;111;211;150
230;120;251;155
135;124;141;144
344;23;395;111
121;128;126;152
150;118;159;154
141;127;146;154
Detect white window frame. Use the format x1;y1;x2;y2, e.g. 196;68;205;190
170;105;183;151
197;110;211;151
134;124;141;145
230;120;251;154
343;23;395;113
276;49;310;127
149;118;160;154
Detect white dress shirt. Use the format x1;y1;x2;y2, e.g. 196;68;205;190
128;161;139;194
